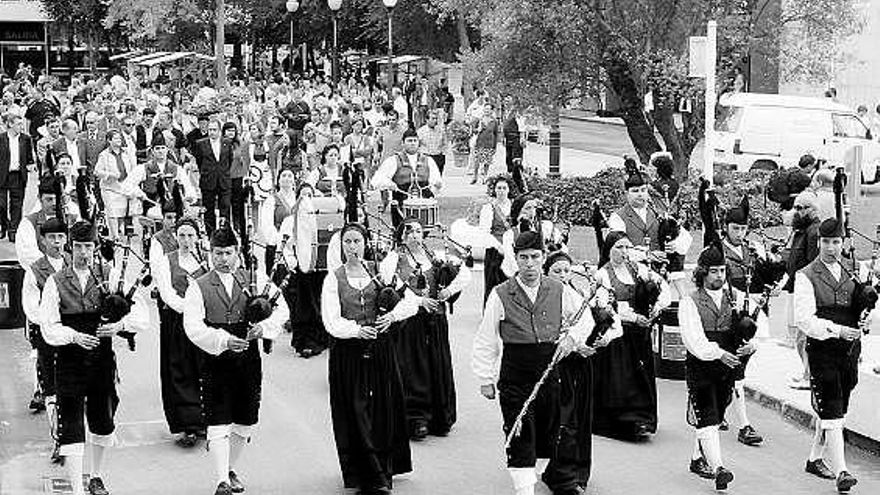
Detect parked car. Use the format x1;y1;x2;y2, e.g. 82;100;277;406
713;93;879;182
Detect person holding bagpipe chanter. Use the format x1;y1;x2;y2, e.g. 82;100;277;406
479;174;513;304
542;249;622;491
590;230;670;441
378;217;472;441
20;216;69;464
320;222;420;495
500;192;566;281
472;230;595;495
38;220;151;495
181;221;289;495
152;190;209;448
793;215;878;493
678;239;768;491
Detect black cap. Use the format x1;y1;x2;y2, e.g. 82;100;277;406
818;218;845;238
600;230;629;265
513;230;543;253
543;250;572;274
38;174;60;195
698;243;726;267
151;131;167;148
69;221;96;243
40;217;67;235
210;223;238;248
143;107;156;116
402;127;418;140
175;216;200;234
726;195;749;225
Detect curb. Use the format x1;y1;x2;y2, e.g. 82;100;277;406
744;384;880;456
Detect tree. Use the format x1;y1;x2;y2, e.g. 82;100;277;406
42;0;109;75
433;0;865;179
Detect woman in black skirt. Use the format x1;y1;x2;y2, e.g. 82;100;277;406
280;182;331;357
379;218;471;440
478;175;513;304
321;223;418;494
593;231;670;440
153;217;208;447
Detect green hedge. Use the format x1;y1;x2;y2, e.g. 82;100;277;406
527;168;784;229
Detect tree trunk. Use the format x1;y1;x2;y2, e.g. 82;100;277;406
653;103;688;182
455;11;473;107
548;108;561;177
214;0;227;89
271;44;278;72
67;25;75;81
87;28;96;73
602;56;661;164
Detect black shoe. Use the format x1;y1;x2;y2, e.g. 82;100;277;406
805;459;836;479
719;419;729;431
87;477;109;495
411;422;429;441
689;457;715;479
228;470;244;493
8;231;15;243
29;391;46;412
633;423;652;440
175;432;197;448
714;467;733;490
836;471;857;493
50;443;63;465
737;425;763;446
214;481;233;495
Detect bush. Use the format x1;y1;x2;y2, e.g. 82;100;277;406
448;120;472;154
527;167;783;229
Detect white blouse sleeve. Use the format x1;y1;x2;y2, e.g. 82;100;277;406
320;268;362;339
501;229;518;277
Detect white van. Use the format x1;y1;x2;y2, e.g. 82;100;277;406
713;93;879;181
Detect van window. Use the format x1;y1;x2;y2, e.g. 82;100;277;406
716;106;743;132
832;114;869;139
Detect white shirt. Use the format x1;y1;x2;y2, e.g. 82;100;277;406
320;264;419;339
472;276;595;386
370;152;443;195
595;262;672;320
479;202;509;251
182;269;289;356
15;213;47;271
678;285;766;361
500;221;561;277
153;250;203;314
793;260;875;340
7;132;20;171
65;138;82;171
607;208;692;259
378;250;472;305
40;265;150;346
22;256;64;325
210;138;221;162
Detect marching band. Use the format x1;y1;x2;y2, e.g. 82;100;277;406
11;98;880;495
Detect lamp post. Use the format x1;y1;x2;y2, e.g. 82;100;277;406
328;0;342;88
286;0;300;79
383;0;397;92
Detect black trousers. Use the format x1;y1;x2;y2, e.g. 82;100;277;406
57;388;119;447
0;171;26;234
230;177;247;240
505;144;525;192
201;180;231;237
28;325;56;396
428;154;446;175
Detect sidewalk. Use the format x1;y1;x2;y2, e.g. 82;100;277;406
561;108;626;127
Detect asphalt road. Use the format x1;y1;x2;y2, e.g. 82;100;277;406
2;274;879;495
558;117;638;158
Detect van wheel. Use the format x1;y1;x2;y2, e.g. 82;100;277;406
751;160;778;171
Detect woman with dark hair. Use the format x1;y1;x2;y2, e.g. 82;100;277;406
321;223;417;494
592;231;670;441
259;167;297;275
479;174;514;303
223;121;248;238
320;142;342;196
379;218;471;440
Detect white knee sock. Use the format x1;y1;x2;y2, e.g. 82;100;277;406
692;437;703;461
45;395;57;439
90;443;106;479
229;433;248;472
508;467;536;495
732;381;750;428
211;436;231;484
67;454;85;495
825;426;848;476
808;422;825;461
697;425;723;470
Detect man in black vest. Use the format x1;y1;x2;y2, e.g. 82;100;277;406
183;225;288;495
39;221;147;495
678;243;755;491
473;231;593;495
21;217;68;463
793;218;868;492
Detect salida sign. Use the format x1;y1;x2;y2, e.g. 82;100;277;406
0;22;45;44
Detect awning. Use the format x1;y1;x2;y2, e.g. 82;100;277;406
127;52;172;64
378;55;426;65
137;52;196;67
0;0;50;23
109;50;144;61
193;54;216;62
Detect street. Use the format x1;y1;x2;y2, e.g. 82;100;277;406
558;117;637;158
2;275;879;495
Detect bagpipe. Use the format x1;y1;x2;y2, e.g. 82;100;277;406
590;200;609;266
567;263;618;348
832;167;878;343
648;181;683;273
627;260;662;322
88;230;153;351
423;226;476;314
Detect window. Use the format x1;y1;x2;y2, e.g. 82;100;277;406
715;105;744;132
832;114;869;139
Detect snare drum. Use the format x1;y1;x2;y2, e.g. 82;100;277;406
402;198;439;227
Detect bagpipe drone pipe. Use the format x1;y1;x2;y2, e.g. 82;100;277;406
567;266;618;347
423;228;475;314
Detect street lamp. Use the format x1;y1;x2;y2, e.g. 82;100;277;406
286;0;300;78
383;0;397;92
328;0;343;87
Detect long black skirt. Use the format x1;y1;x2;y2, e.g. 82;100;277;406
592;323;657;439
554;355;593;488
391;310;457;436
483;247;507;304
329;335;412;491
159;307;205;434
287;270;330;355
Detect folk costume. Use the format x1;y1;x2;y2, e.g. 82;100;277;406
472;231;594;495
480;192;511;304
